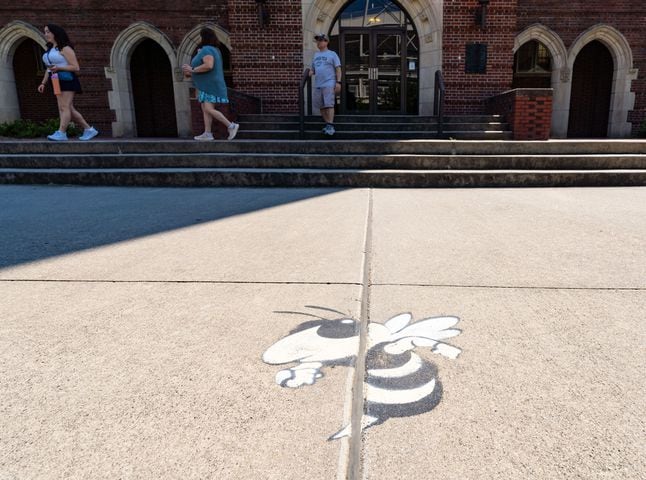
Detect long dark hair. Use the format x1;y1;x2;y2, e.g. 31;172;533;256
198;28;221;48
45;23;73;51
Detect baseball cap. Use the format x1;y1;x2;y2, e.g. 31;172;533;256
314;33;329;41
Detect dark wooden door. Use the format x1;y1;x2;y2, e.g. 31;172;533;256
568;41;613;138
130;39;177;137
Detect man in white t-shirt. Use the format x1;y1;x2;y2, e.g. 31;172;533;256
310;33;342;136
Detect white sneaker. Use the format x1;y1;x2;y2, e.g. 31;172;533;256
194;132;214;141
324;124;335;136
79;126;98;141
227;122;239;140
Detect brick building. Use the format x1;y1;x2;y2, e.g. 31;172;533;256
0;1;644;138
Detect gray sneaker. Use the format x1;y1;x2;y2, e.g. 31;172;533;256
227;122;239;140
79;126;98;141
324;124;335;136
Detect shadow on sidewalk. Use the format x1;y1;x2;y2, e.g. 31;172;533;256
0;185;341;269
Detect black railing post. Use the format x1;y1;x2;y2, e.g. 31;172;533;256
434;70;445;136
299;68;311;138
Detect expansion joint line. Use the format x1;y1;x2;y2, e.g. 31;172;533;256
347;189;373;480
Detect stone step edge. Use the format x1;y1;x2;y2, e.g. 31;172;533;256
2;154;645;170
2;168;645;174
2;168;644;188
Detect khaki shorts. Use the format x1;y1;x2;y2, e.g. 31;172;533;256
313;86;336;110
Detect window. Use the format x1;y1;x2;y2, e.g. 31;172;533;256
513;40;551;88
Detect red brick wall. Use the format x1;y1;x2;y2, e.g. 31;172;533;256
443;0;518;115
0;1;230;136
227;0;303;113
3;2;643;134
517;0;646;136
488;88;552;140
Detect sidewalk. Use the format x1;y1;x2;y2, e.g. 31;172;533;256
1;185;644;479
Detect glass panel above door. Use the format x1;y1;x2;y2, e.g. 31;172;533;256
337;0;409;28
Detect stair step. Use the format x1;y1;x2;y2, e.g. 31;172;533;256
2;168;645;188
238;114;504;124
1;140;645;155
3;154;644;170
235;130;512;140
241;122;509;132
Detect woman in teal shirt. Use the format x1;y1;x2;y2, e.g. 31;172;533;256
182;28;239;141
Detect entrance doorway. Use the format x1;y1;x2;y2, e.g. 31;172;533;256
330;0;419;115
130;39;177;137
13;39;58;122
568;40;613;138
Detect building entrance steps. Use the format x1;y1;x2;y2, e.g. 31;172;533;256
235;114;512;140
0;139;645;188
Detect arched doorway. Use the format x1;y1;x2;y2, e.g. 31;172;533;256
130;39;177;137
568;40;613;138
330;0;419;115
12;38;58;122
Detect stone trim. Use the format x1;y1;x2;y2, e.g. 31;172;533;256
106;22;190;137
568;24;637;138
514;24;569;138
176;24;232;138
515;23;637;138
0;20;47;123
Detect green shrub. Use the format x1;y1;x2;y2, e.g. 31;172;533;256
0;118;82;138
638;121;646;138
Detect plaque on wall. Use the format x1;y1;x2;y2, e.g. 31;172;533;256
465;43;487;74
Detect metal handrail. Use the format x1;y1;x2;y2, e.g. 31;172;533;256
226;87;262;116
299;68;312;138
434;70;445;135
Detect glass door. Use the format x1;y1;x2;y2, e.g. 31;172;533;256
342;32;371;112
340;28;407;114
375;31;404;113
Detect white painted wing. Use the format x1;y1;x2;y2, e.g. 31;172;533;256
384;312;412;333
394;316;460;341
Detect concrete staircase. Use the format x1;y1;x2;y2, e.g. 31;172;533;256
236;114;511;140
0;138;644;187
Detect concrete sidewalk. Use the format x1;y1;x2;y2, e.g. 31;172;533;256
1;186;644;479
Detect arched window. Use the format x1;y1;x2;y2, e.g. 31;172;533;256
512;40;552;88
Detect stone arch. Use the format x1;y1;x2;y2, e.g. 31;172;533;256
177;24;232;126
514;24;569;137
0;20;47;123
303;0;442;115
567;24;637;137
177;23;232;67
105;22;190;137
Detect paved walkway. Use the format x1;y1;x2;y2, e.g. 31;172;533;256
1;185;644;479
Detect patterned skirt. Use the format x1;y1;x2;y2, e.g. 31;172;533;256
197;90;229;104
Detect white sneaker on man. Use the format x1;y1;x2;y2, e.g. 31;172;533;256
79;126;99;141
227;123;239;140
324;124;335;136
194;132;214;141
